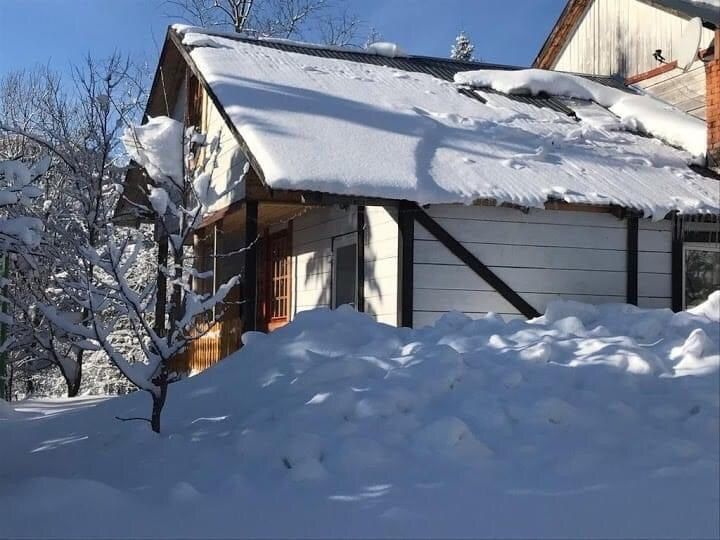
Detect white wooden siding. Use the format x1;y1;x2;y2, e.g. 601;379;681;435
291;206;356;316
633;60;707;119
202;94;246;214
172;82;186;122
364;206;399;326
290;205;400;326
638;219;673;308
412;205;672;326
553;0;715;77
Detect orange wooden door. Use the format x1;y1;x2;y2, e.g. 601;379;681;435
259;230;291;332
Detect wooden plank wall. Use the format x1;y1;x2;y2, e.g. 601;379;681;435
552;0;715;77
638;219;673;308
291;206;357;315
170;317;242;375
412;206;672;327
290;205;400;326
633;60;707;119
363;206;399;326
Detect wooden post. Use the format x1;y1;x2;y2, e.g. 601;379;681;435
154;227;169;337
243;200;258;332
671;216;684;312
626;215;639;305
356;206;365;312
397;201;414;328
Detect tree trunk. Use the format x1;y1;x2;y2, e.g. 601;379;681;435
66;352;83;398
150;371;168;434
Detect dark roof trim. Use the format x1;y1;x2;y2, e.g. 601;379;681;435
638;0;719;26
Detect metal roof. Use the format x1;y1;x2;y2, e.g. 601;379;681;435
219;35;630;117
639;0;719;26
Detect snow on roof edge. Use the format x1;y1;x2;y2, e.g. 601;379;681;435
175;28;720;218
454;69;708;158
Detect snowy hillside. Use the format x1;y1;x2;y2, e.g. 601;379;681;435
1;296;719;538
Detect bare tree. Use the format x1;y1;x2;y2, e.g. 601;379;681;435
0;157;47;398
0;56;148;397
167;0;362;45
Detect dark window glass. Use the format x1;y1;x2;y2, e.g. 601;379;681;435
685;247;720;307
334;243;356;308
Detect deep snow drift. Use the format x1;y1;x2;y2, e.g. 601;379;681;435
1;296;719;538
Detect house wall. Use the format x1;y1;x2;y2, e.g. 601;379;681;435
202;93;246;214
631;59;707;119
290;205;400;326
291;206;357;315
552;0;715;77
638;219;673;308
364;206;399;326
412;205;672;327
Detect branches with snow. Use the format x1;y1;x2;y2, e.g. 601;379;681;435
0;57;149;398
168;0;362;45
451;31;475;62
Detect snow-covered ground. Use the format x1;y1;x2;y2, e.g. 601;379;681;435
1;296;719;538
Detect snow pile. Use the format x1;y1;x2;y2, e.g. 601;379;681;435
366;42;407;58
454;68;708;157
172;28;719;217
1;297;718;538
0;399;17;420
122;116;184;186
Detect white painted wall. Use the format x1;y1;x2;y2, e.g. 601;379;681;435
202;95;246;214
291;206;357;316
638;218;673;308
364;206;399;326
412;205;672;327
553;0;715;77
290;205;400;326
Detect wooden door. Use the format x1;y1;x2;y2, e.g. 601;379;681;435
258;230;292;331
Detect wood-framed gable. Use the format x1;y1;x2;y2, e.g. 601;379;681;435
533;0;718;70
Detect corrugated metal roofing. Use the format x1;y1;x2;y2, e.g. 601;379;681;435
221;35;629;117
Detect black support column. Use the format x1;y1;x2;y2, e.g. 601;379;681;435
626;215;639;305
356;206;365;312
154;221;168;337
243;200;258;332
397;201;415;328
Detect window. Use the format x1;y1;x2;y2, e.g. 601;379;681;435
684;243;720;308
333;235;357;308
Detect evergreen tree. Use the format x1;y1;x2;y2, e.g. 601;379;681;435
451;31;475;61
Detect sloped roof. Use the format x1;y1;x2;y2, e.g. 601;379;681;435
163;27;720;218
644;0;720;24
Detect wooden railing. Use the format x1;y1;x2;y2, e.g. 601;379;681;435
170;316;243;375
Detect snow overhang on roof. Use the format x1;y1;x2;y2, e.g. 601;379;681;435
173;26;719;219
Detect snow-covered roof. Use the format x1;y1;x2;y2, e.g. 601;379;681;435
175;27;719;218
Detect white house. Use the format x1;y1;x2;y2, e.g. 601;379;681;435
117;26;720;372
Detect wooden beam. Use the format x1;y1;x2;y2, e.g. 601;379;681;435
626;215;639;305
154;226;169;337
356;205;365;313
397;201;415;327
243;200;259;331
671;217;684;312
410;203;541;319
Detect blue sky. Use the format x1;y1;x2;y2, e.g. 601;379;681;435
0;0;565;76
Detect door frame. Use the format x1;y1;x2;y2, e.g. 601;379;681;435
258;227;292;332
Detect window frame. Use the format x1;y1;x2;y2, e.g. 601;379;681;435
682;242;720;309
332;233;358;309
